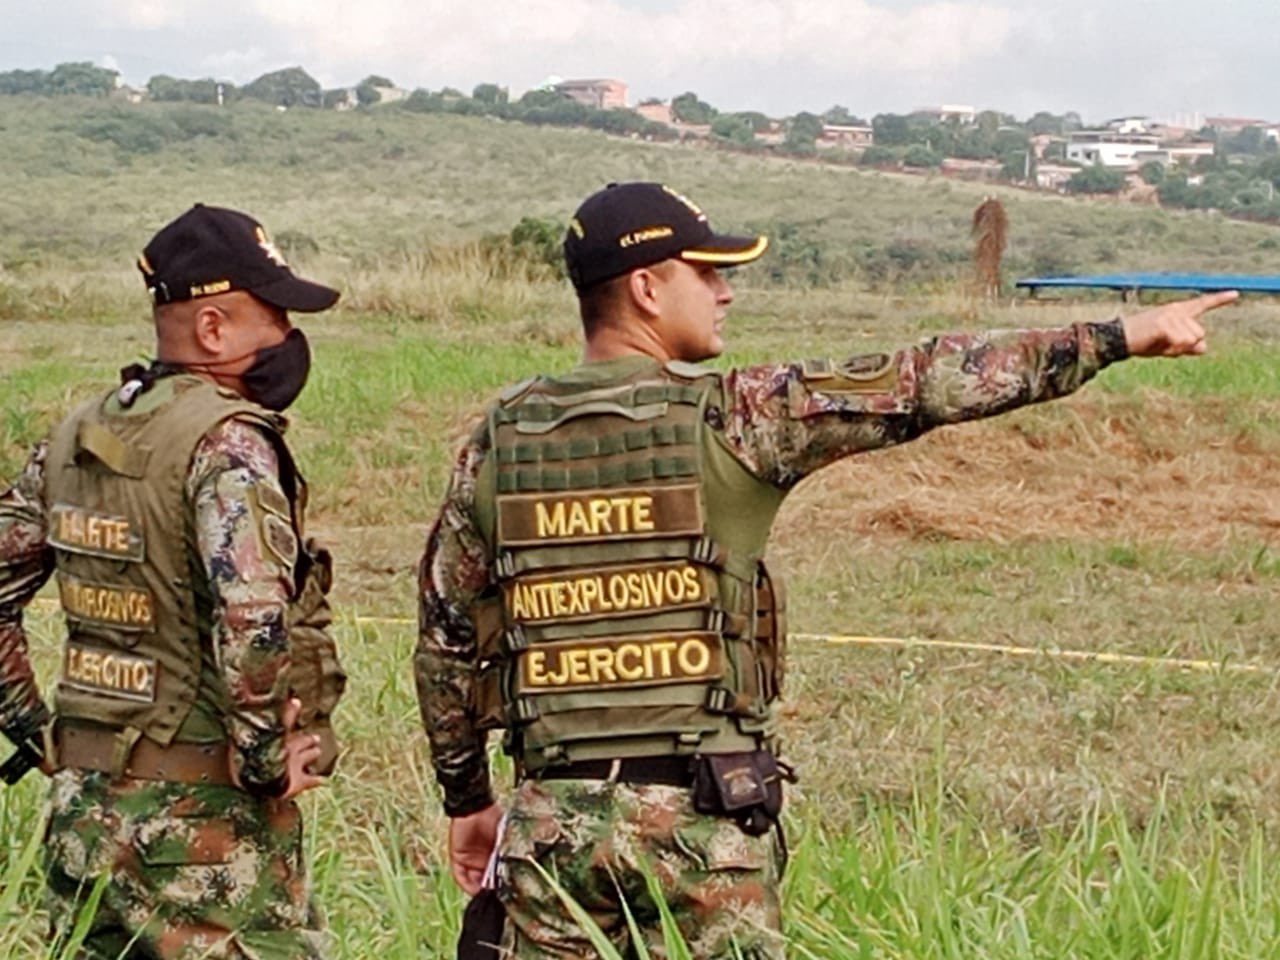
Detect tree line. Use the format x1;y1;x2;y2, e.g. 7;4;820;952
6;61;1280;223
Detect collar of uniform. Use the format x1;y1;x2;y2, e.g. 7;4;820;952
560;354;663;385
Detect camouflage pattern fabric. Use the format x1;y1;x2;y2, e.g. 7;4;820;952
0;440;54;742
44;768;325;960
414;321;1131;817
499;778;783;960
0;397;323;953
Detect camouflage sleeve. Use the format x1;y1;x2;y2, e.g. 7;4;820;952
721;319;1129;487
188;418;296;794
0;442;55;745
414;426;495;818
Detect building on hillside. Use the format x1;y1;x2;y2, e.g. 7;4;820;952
373;84;408;104
1164;141;1217;164
1206;116;1270;133
636;100;673;125
1035;163;1079;191
1066;130;1162;168
916;104;977;124
818;124;874;149
940;157;1002;181
555;78;628;110
1105;116;1150;134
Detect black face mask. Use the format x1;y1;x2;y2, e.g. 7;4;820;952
240;328;311;411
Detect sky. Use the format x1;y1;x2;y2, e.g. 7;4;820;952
0;0;1274;124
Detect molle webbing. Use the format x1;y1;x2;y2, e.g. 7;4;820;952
485;365;772;769
46;377;287;748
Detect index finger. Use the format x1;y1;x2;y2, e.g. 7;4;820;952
1193;290;1240;311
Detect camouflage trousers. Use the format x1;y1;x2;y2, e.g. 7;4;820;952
498;777;785;959
43;768;327;960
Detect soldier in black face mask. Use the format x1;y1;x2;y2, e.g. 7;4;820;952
0;203;347;957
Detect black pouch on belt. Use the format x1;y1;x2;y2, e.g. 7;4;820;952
457;888;505;960
692;751;786;837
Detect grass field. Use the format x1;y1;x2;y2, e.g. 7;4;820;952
2;98;1279;957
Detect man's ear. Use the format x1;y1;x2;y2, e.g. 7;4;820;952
626;267;661;319
191;303;228;357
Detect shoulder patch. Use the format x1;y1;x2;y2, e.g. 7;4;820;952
262;513;299;571
252;481;292;520
801;354;898;394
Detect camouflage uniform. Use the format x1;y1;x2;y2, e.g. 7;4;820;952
0;415;326;959
415;322;1130;958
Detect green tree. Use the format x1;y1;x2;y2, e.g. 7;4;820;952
0;68;48;95
242;67;321;108
1065;166;1126;195
903;144;942;169
472;83;508;107
823;105;866;126
671;91;717;124
711;114;756;145
1139;162;1166;186
47;62;118;97
872;113;914;146
148;75;230;104
785;111;823;150
355;82;381;107
859;145;900;167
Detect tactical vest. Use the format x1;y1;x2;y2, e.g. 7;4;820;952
43;374;343;758
472;358;788;771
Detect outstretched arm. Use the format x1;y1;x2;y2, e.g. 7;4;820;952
720;293;1237;488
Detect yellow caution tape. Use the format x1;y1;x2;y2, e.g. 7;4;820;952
25;600;1270;675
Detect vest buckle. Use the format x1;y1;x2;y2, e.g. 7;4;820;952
675;732;703;754
693;537;720;566
500;626;529;655
494;553;517;580
705;687;734;714
509;698;539;724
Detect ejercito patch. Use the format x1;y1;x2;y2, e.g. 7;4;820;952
518;631;723;693
61;643;157;703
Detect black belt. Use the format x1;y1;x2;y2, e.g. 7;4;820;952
534;755;695;787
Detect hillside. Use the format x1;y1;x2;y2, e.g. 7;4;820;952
3;96;1280;287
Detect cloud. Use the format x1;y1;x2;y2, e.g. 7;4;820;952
8;0;1274;120
241;0;1016;94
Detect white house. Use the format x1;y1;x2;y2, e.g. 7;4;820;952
1066;131;1162;168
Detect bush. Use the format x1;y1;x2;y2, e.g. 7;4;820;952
1065;166;1126;195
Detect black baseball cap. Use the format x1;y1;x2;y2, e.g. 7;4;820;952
138;204;339;312
563;182;768;292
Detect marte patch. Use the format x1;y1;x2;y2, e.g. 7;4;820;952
48;504;144;562
497;483;703;547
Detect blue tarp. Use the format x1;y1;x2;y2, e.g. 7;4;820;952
1016;273;1280;294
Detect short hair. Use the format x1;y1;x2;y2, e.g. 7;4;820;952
576;272;630;337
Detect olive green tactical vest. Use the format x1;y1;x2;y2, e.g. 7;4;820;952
44;375;303;748
473;357;788;770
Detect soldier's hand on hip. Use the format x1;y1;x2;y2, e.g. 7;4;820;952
281;696;324;800
449;802;504;895
1122;290;1239;358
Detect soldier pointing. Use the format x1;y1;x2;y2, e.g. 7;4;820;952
415;181;1235;958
